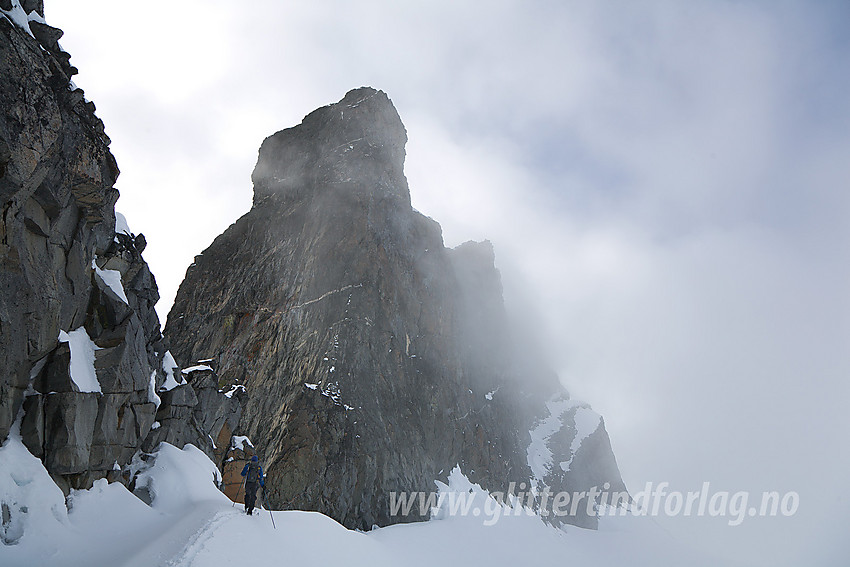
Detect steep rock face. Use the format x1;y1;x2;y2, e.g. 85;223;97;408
166;88;626;529
1;9;117;449
0;6;240;495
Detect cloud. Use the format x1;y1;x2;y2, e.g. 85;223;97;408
45;0;850;563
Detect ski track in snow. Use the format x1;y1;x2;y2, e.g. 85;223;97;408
119;503;227;567
166;508;243;567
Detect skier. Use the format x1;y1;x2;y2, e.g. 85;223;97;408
240;455;265;515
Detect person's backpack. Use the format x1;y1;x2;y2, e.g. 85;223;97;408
246;461;260;483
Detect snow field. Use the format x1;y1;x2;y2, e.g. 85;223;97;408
1;433;719;567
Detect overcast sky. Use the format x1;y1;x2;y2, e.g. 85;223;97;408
46;1;849;564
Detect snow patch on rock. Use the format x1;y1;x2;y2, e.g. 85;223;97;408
231;436;253;451
57;327;102;393
92;257;129;305
160;351;183;392
0;1;36;39
182;365;213;374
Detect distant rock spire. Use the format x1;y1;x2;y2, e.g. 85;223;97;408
166;87;626;530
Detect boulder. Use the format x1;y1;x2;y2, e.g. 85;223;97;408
42;391;98;474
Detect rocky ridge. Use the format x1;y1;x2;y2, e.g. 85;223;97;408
0;3;246;502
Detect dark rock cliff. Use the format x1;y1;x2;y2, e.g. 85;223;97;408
0;5;240;495
165;87;627;529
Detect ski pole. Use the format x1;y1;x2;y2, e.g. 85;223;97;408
264;486;276;529
232;475;245;508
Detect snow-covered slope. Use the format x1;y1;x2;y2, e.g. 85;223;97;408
1;432;718;567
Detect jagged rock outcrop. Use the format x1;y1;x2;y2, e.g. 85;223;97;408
1;5;115;447
166;87;627;529
0;5;241;495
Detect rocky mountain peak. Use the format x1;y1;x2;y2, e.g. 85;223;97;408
251;87;409;208
166;88;626;530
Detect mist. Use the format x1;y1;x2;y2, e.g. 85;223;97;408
46;0;850;564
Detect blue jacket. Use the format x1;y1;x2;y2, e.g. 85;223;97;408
241;461;265;486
